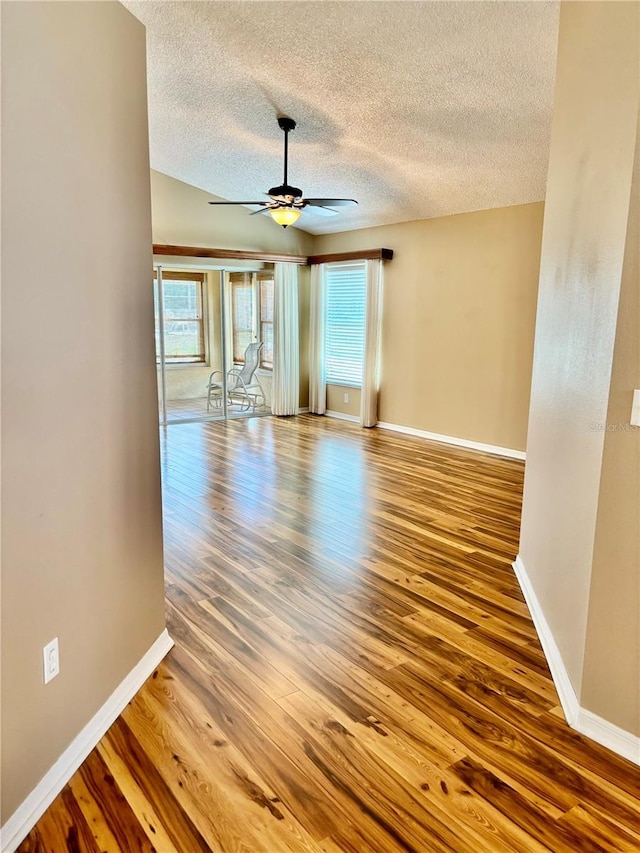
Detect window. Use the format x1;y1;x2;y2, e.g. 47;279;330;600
230;274;254;363
154;272;206;364
325;262;366;386
230;271;274;369
258;274;274;369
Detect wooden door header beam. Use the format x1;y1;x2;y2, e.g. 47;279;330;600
307;248;393;265
152;244;393;266
153;244;308;265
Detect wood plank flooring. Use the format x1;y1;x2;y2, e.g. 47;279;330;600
18;415;640;852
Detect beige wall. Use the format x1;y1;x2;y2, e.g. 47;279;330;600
1;1;166;822
582;107;640;736
313;203;544;450
519;1;639;720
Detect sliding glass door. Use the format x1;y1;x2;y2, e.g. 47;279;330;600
154;266;273;425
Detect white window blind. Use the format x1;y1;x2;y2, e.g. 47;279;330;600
325;262;366;386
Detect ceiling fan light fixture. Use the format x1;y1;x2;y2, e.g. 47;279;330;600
270;206;301;228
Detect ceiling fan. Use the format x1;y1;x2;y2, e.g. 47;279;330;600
208;117;357;228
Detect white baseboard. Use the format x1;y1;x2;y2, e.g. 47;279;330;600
296;406;310;414
326;410;360;424
512;556;579;723
377;421;526;460
512;556;639;766
575;707;640;765
1;628;174;853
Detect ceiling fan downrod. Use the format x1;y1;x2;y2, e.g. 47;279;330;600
268;117;302;201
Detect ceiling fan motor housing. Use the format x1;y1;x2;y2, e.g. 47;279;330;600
268;184;303;201
277;116;296;133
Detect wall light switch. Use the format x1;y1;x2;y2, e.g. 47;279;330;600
43;638;60;684
631;389;640;427
344;393;349;403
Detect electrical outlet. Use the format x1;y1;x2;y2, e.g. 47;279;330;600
343;393;349;403
43;638;60;684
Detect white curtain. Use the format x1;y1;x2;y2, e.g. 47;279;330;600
360;259;384;428
272;263;300;416
308;264;327;414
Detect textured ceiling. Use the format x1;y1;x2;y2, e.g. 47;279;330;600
124;1;560;235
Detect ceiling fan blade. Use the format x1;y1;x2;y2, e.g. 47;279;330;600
305;206;339;216
304;198;358;208
208;201;268;206
250;207;274;215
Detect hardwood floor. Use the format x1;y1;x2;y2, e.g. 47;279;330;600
18;415;640;852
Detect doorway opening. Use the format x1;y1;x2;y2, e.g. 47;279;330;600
154;265;274;425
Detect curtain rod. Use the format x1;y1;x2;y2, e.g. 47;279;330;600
307;249;393;265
